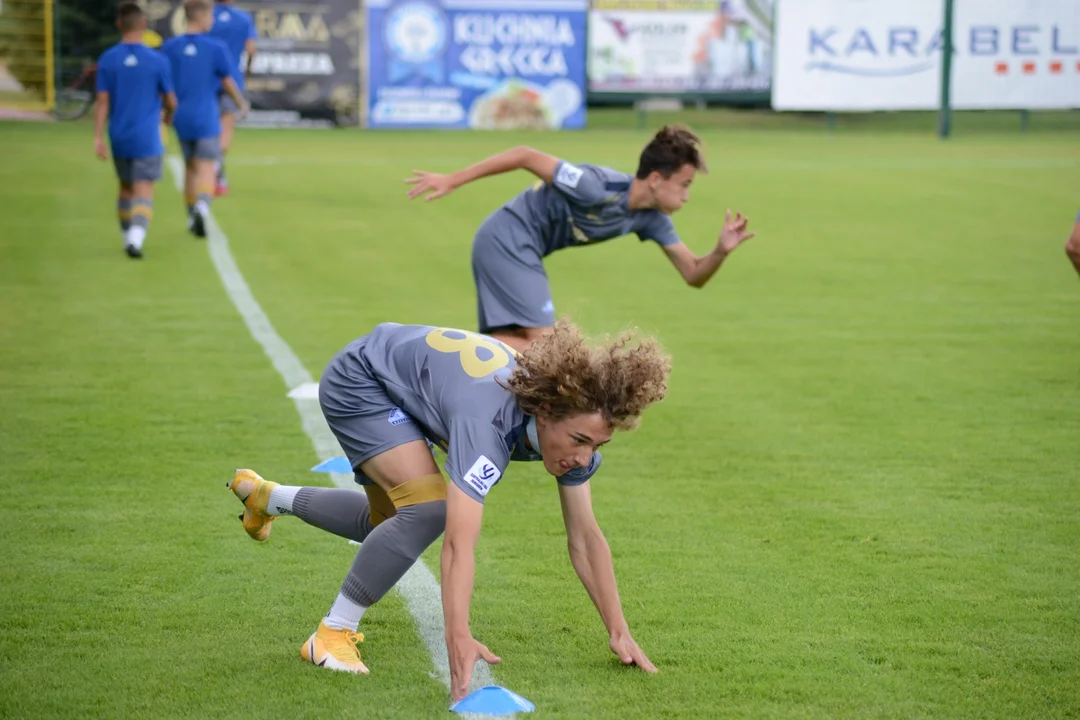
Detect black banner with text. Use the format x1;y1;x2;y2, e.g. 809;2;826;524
147;0;363;126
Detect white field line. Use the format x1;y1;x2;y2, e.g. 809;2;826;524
166;156;504;716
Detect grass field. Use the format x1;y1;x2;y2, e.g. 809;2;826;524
1;111;1079;719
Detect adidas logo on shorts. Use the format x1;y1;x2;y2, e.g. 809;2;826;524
388;408;410;426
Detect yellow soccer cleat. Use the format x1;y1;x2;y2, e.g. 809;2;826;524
300;621;370;674
227;468;278;541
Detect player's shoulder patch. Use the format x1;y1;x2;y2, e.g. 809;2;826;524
463;455;501;497
555;162;584;189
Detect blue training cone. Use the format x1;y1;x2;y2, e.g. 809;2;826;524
450;686;535;715
311;456;353;474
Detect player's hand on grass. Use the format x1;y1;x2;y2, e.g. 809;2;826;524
610;630;657;673
94;137;108;161
405;171;455;201
717;209;756;254
447;633;501;702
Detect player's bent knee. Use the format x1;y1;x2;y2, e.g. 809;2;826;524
386;498;447;560
388;473;447;509
368;473;446;530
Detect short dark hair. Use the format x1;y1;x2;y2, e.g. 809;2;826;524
635;124;707;179
116;2;145;32
184;0;212;21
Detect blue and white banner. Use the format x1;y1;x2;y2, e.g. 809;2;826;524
366;0;588;129
772;0;1080;111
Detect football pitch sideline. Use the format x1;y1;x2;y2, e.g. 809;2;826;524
1;117;1078;719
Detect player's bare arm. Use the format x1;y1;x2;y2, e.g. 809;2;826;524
243;37;256;79
558;481;657;673
161;91;178;126
405;146;560;201
221;75;248;116
93;91;110;160
442;481;501;702
663;209;756;288
1066;219;1080;278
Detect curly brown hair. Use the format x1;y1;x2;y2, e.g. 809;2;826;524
635;124;708;180
503;319;671;431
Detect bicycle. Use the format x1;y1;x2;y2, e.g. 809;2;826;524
52;60;97;121
52;31;164;121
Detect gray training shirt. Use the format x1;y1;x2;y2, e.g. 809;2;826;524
500;160;681;257
347;323;601;503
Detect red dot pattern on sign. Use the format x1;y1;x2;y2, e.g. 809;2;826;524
995;60;1080;74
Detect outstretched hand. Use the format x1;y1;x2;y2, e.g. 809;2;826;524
405;170;456;201
610;631;658;673
717;209;756;254
448;633;501;702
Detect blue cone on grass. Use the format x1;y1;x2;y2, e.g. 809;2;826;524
311;456;353;473
450;686;535;715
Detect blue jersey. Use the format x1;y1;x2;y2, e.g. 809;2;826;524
209;4;256;92
95;43;173;159
500;160;681;257
161;34;232;141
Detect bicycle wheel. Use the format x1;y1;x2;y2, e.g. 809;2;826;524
53;87;94;121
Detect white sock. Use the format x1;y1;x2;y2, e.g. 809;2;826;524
266;485;301;516
194;199;209;216
324;593;367;631
125;226;146;250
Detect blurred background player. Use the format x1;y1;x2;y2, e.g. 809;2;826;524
209;0;256;196
1067;210;1080;278
227;319;667;700
405;125;756;352
161;0;247;238
93;2;177;259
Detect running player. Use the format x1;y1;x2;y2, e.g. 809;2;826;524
208;0;257;196
405;124;756;351
161;0;247;238
1066;209;1080;278
93;2;177;259
227;319;669;701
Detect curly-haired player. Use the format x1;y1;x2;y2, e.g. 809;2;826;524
405;124;756;351
227;319;670;701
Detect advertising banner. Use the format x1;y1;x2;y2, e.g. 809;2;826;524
148;0;363;126
365;0;588;130
588;0;773;97
952;0;1080;110
773;0;1080;111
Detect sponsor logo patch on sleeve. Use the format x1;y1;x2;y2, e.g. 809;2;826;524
388;407;410;426
555;162;584;189
463;455;501;497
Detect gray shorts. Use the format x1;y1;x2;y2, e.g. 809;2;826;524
471;210;556;333
318;336;426;486
219;92;240;116
113;155;163;184
179;136;221;163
